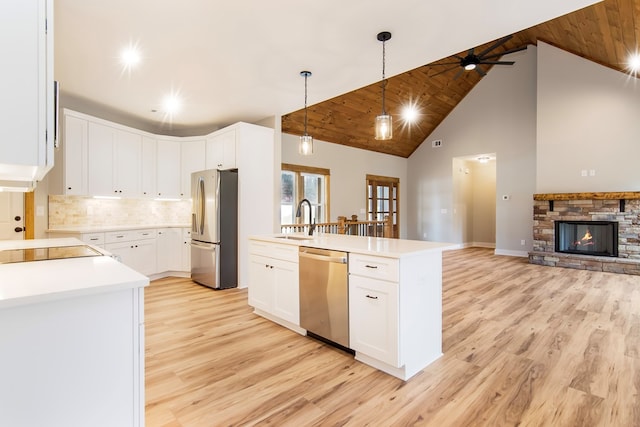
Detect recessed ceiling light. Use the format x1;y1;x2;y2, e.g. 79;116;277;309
402;105;419;123
162;93;182;115
120;42;141;73
628;52;640;74
477;156;491;163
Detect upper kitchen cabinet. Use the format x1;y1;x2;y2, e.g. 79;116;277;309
205;128;236;170
62;112;87;195
156;138;181;199
87;122;142;197
0;0;55;189
141;136;157;198
180;139;205;198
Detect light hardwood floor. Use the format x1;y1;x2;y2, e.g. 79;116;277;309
145;248;640;426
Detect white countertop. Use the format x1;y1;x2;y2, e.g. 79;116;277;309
0;238;149;309
250;233;454;258
47;224;191;233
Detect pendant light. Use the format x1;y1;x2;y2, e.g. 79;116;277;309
299;70;313;155
375;31;392;140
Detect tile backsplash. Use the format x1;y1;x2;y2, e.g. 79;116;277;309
48;195;191;228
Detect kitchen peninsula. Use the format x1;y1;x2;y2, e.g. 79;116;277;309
0;238;148;427
248;233;453;381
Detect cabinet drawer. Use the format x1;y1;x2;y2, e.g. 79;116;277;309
249;240;298;262
81;232;105;246
349;253;399;282
105;230;135;243
135;229;156;240
106;229;156;243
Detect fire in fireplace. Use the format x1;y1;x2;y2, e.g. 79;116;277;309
555;221;618;257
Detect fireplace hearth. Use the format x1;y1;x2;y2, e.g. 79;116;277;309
529;192;640;275
555;220;618;257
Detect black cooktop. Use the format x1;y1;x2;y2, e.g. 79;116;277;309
0;245;103;264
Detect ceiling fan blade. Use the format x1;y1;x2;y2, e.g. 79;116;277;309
430;65;460;77
482;45;528;60
478;60;515;66
453;68;465;80
474;67;487;77
476;35;512;58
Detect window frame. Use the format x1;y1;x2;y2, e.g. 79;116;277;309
281;163;330;225
366;174;399;238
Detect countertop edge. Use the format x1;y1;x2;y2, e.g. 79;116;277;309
249;234;455;258
47;224;191;233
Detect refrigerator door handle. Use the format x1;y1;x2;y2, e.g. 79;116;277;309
198;177;205;235
191;240;216;251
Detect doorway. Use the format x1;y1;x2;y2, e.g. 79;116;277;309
452;154;496;247
0;192;25;240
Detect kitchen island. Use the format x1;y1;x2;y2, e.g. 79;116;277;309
248;233;453;381
0;238;148;427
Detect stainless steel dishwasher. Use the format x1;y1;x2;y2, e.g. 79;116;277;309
299;246;349;348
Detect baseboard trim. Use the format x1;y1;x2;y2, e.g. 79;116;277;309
494;249;529;258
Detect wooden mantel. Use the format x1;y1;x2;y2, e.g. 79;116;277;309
533;192;640;201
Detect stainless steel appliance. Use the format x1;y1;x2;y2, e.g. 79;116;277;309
299;247;349;347
191;169;238;289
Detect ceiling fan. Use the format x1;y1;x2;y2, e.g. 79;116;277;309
431;35;527;79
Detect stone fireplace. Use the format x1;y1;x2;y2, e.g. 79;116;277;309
529;192;640;275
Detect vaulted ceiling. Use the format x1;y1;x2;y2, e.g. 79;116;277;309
282;0;640;158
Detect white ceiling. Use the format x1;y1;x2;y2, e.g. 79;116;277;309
54;0;600;135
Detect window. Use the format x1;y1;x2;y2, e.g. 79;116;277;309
281;164;330;225
366;174;399;238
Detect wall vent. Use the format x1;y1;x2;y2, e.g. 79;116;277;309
432;139;442;148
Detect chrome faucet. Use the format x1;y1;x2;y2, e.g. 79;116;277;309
296;198;316;236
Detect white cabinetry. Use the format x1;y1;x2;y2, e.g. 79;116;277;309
180;139;206;197
182;228;191;272
62;113;87;195
141;136;156;197
0;0;55;186
105;229;157;276
205;128;237;170
87;122;141;197
248;240;301;330
349;270;399;367
156;228;182;273
156;138;181;198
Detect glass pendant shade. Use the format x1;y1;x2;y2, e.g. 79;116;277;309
299;134;313;155
375;114;393;140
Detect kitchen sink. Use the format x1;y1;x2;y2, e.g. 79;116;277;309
274;235;312;241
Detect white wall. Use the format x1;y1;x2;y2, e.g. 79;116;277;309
281;134;408;238
536;42;640;192
407;46;537;255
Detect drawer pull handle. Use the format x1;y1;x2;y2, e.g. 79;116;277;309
365;264;378;269
89;238;98;241
116;235;124;238
365;294;378;300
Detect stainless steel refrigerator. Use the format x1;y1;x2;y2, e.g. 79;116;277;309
190;169;238;289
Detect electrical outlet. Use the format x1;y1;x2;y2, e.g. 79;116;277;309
589;169;596;176
423;232;427;239
581;170;587;177
432;139;442;148
521;239;526;245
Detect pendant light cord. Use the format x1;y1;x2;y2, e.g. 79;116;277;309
381;38;387;114
304;73;309;136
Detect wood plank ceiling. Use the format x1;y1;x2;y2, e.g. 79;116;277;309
281;0;640;158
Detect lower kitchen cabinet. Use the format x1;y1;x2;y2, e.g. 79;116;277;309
156;228;182;273
248;241;300;329
182;228;191;272
104;229;157;276
349;275;399;367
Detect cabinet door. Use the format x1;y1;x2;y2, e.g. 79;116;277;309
156;139;181;198
349;275;399;367
205;129;236;170
0;0;53;182
63;114;87;195
113;130;142;196
180;140;205;198
156;228;182;272
87;122;115;196
105;241;136;268
182;228;191;272
248;254;274;312
133;239;157;276
272;259;299;325
141;136;156;197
